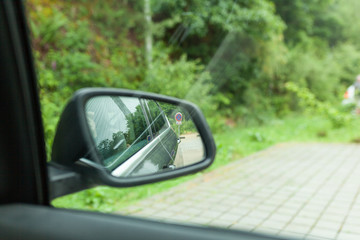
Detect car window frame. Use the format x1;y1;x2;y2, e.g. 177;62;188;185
0;0;49;206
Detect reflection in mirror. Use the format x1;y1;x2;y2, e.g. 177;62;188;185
85;96;205;178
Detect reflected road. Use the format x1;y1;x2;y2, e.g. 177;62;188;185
174;133;204;167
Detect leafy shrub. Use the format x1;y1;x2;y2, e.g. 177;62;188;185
249;132;266;142
285;82;351;128
141;46;210;99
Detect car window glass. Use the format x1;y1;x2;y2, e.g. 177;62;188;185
86;96;150;169
141;99;157;138
146;100;168;136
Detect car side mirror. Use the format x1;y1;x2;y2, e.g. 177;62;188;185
48;88;216;199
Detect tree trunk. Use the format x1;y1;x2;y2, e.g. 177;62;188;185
144;0;152;70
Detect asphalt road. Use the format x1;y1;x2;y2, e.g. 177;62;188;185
174;133;204;167
118;143;360;240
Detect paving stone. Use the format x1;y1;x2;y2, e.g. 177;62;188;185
247;210;271;219
314;220;342;230
227;208;249;217
282;223;313;233
208;204;230;212
342;221;360;229
236;216;264;226
259;219;287;230
266;213;293;223
276;207;299;216
319;213;344;224
197;210;223;219
297;210;322;219
255;204;277;213
341;223;360;234
326;205;349;214
291;217;317;227
308;227;338;239
180;207;203;217
336;232;360;240
345;215;360;224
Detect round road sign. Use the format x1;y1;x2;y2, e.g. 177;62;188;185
175;112;182;122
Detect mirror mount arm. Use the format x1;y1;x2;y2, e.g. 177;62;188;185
48;163;95;200
77;158;104;170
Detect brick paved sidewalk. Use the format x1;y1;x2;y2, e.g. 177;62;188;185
117;143;360;240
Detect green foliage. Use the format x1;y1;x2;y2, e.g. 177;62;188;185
249;132;267;143
151;1;287;123
141;45;208;99
270;0;340;45
30;8;68;46
285;82;351;128
29;0;360;152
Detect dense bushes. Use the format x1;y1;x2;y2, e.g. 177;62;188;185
285;82;351;128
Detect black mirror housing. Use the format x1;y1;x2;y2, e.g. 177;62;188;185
50;88;216;198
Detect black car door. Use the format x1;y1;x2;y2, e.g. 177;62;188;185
0;1;292;239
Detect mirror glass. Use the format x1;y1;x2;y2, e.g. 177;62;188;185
85;96;205;177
